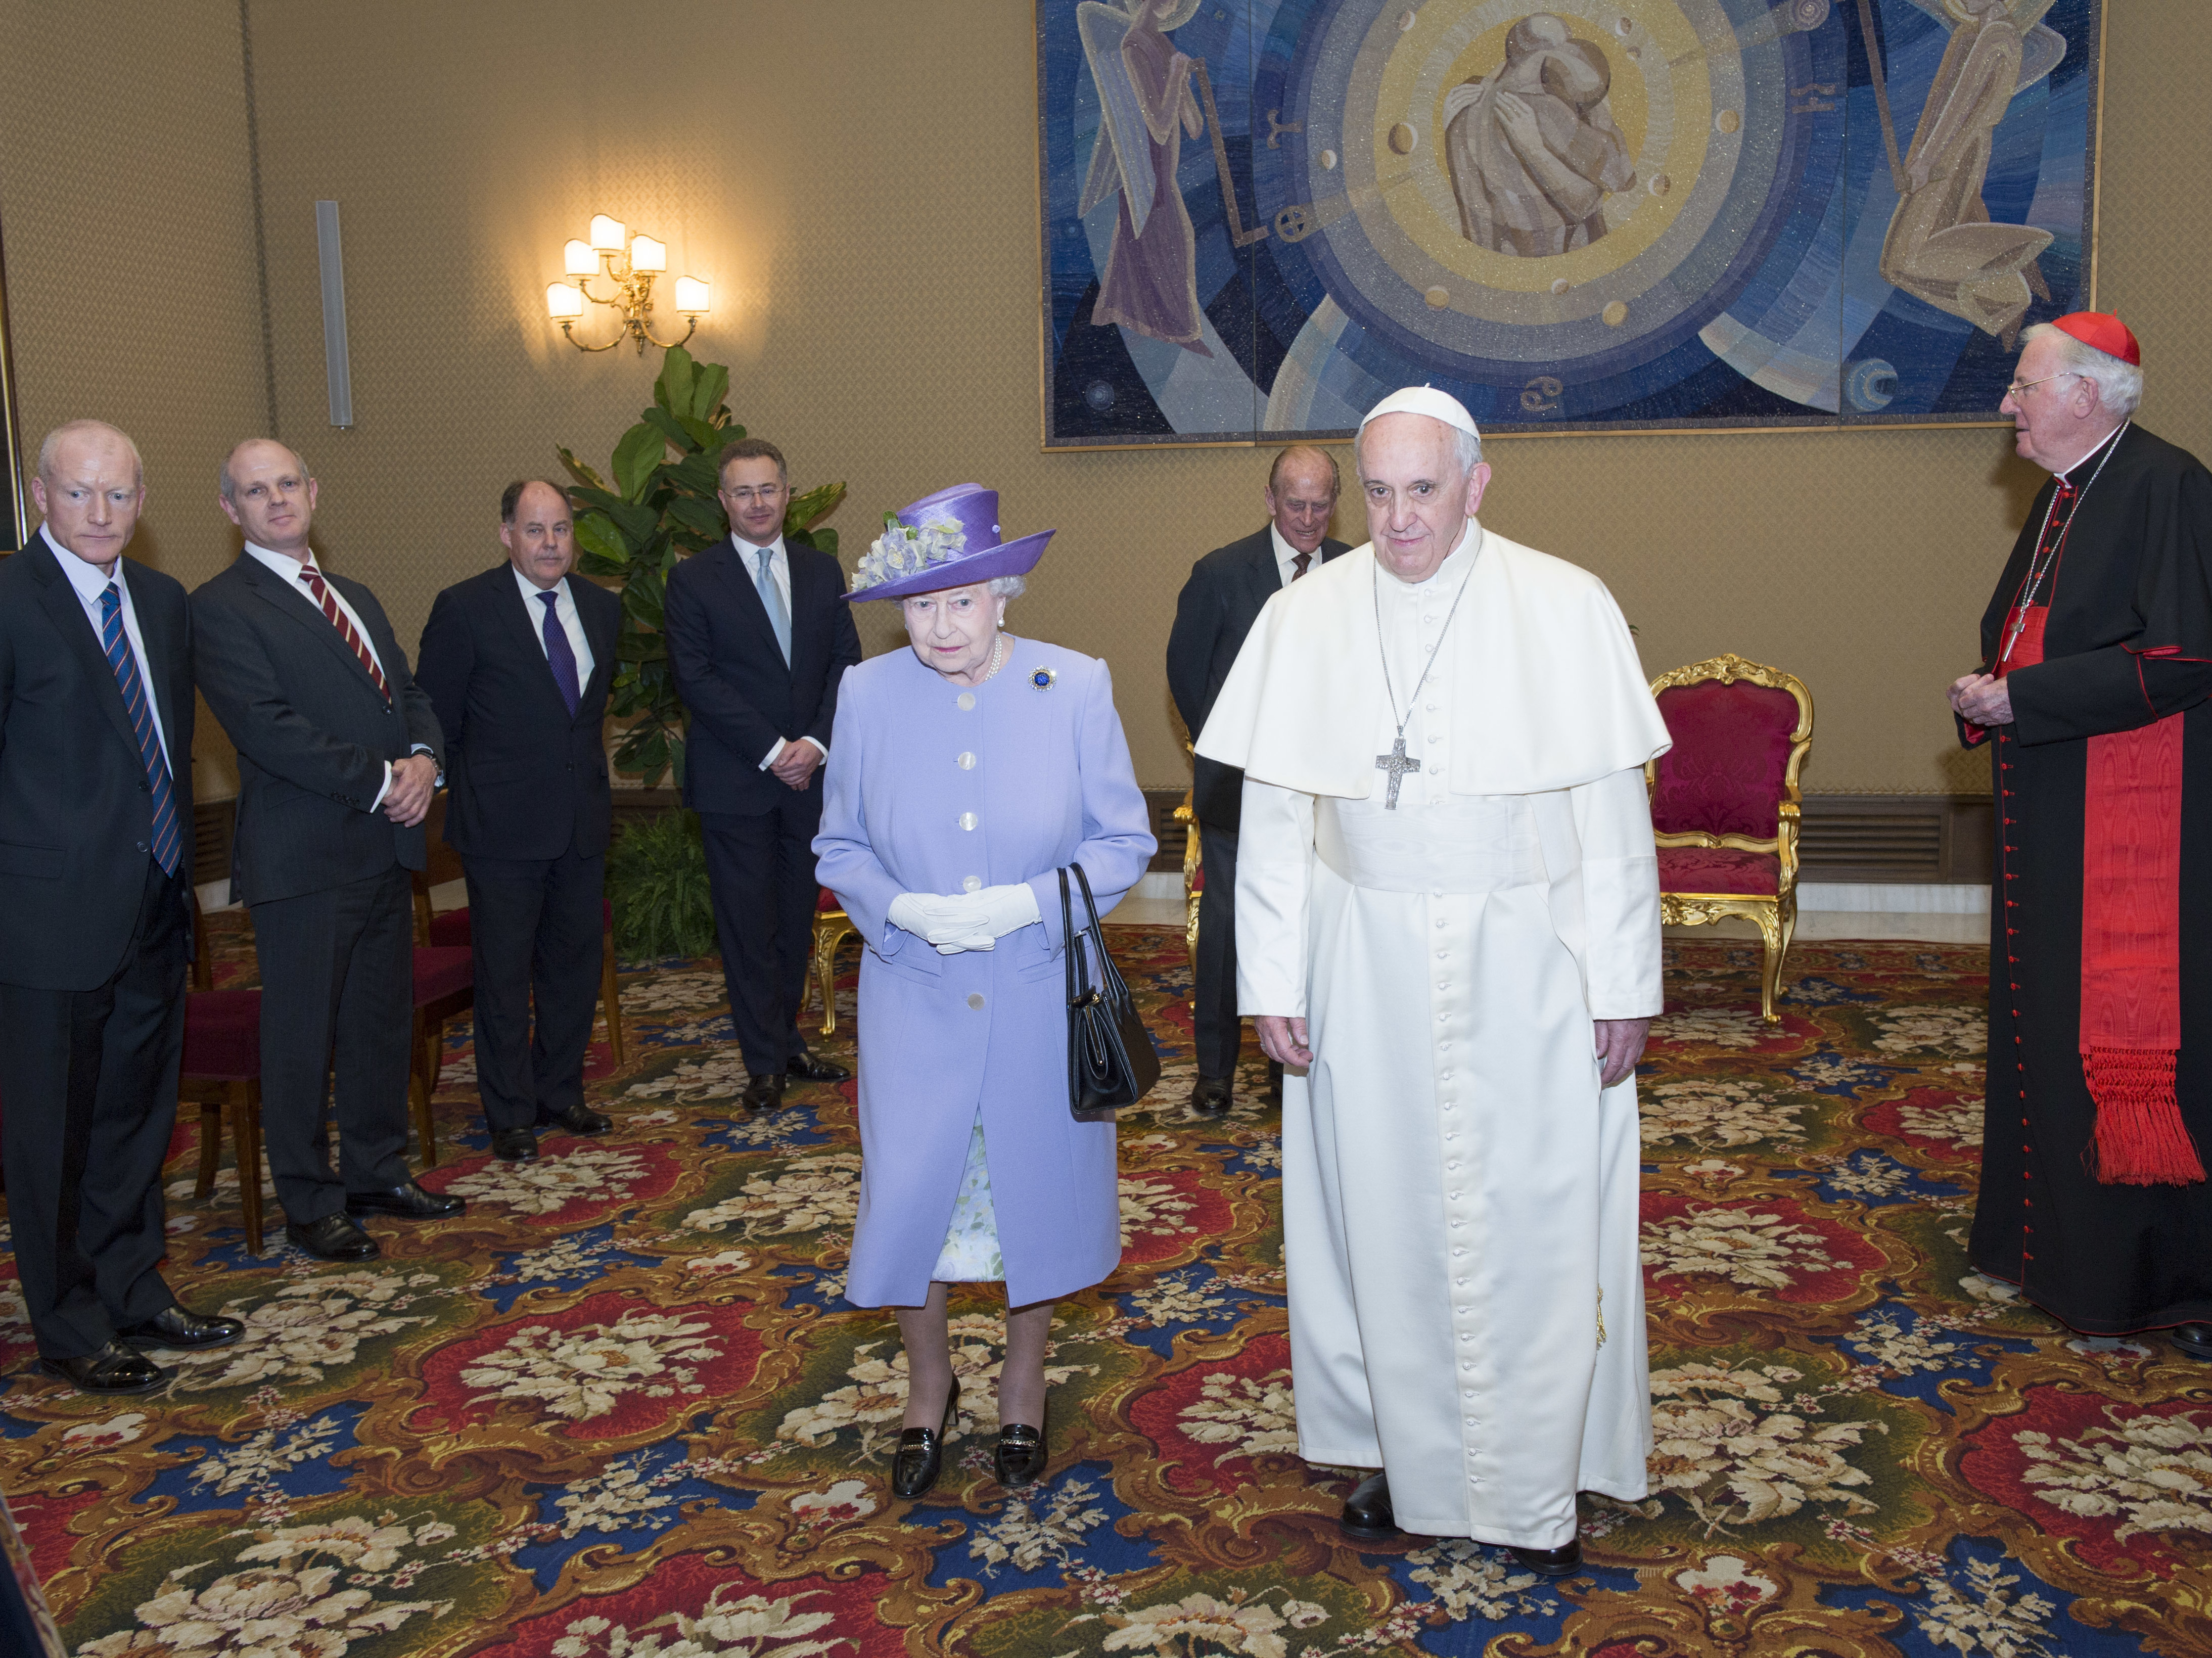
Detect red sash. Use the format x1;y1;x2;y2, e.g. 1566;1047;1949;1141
2004;609;2202;1183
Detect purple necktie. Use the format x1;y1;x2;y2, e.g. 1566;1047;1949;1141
538;590;580;717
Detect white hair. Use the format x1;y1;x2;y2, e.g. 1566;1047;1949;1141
2022;323;2144;418
37;420;143;489
1354;418;1483;476
986;574;1026;599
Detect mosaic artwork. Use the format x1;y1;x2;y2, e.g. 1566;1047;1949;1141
1039;0;2105;443
6;922;2210;1656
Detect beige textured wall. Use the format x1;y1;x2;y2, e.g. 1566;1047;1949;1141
10;3;2206;796
0;0;270;795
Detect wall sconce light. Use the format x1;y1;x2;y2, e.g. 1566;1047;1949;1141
545;214;711;353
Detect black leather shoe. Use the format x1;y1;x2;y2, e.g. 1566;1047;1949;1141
491;1126;540;1163
892;1380;960;1499
1190;1076;1233;1116
345;1180;465;1220
2173;1322;2212;1361
995;1399;1049;1487
1342;1471;1398;1541
116;1305;244;1352
787;1051;850;1084
741;1075;785;1112
1510;1540;1583;1577
537;1101;612;1135
287;1212;380;1261
40;1341;166;1396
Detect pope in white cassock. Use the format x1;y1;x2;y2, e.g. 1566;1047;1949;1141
1194;386;1671;1576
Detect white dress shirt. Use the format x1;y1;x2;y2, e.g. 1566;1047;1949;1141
1270;523;1321;588
512;565;597;688
44;525;172;767
242;540;428;810
735;532;830;771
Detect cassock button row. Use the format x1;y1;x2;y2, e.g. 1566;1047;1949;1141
1436;917;1447;929
1452;1248;1466;1257
968;993;986;1010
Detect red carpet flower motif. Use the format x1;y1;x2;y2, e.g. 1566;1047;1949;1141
170;1269;449;1391
684;1153;862;1237
1649;1360;1883;1533
459;1309;720;1422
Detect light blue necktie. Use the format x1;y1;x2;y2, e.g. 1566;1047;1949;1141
754;546;792;665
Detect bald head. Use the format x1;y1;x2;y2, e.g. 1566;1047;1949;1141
218;438;318;557
30;421;146;572
1264;444;1341;556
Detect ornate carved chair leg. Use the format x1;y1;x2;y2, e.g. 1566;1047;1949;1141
238;1081;264;1256
411;1015;440;1169
1755;905;1786;1023
813;921;839;1039
196;1100;221;1199
600;933;626;1069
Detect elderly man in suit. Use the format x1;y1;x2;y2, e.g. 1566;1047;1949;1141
0;421;242;1395
665;437;863;1112
416;479;621;1164
194;439;462;1262
1166;444;1350;1115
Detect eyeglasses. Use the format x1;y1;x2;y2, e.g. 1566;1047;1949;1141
721;485;785;505
2005;371;2080;401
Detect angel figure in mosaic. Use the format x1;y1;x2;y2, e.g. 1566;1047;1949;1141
1877;0;2064;345
1078;0;1214;356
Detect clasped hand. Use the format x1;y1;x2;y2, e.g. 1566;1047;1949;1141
888;885;1042;954
1949;672;2013;728
382;753;438;827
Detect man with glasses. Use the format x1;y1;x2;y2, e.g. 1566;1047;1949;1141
1167;446;1350;1115
1950;311;2212;1363
665;439;863;1111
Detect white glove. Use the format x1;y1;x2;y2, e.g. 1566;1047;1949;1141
967;883;1042;939
888;892;998;955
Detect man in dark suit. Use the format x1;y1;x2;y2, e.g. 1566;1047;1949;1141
194;439;463;1262
416;480;621;1163
665;437;863;1111
0;421;242;1395
1166;445;1350;1115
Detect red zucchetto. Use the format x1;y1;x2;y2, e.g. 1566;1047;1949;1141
2051;310;2141;366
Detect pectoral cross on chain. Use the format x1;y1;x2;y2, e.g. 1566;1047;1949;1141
1375;734;1419;810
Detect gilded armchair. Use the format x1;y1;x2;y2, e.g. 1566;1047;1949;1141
1646;654;1815;1023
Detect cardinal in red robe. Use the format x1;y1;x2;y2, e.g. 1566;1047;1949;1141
1951;312;2212;1362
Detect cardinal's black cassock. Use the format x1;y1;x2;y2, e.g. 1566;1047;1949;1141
1963;421;2212;1333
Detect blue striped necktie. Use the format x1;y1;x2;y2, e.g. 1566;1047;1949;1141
99;582;183;877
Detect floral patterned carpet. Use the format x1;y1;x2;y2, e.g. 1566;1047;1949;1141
3;919;2208;1657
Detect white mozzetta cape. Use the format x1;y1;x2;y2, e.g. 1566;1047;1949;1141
1194;527;1670;796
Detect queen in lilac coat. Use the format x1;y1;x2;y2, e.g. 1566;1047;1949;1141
813;484;1154;1496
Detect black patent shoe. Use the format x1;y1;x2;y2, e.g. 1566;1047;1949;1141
491;1127;540;1163
537;1101;612;1135
740;1075;785;1113
345;1180;465;1220
1509;1540;1583;1577
994;1400;1049;1487
1342;1471;1398;1541
286;1212;380;1261
2173;1322;2212;1362
891;1380;960;1499
116;1305;244;1351
787;1051;851;1084
1189;1075;1233;1116
40;1340;166;1396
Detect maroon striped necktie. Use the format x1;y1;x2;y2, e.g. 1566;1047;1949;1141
297;563;389;701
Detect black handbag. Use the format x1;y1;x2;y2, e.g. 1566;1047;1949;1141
1060;863;1161;1115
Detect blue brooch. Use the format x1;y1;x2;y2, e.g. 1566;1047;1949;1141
1029;666;1056;690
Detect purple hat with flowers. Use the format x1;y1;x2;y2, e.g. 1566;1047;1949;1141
844;483;1056;602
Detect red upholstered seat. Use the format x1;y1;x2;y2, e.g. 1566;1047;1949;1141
412;946;474;1004
182;990;262;1080
1655;846;1780;896
1651;678;1801;840
817;886;842;912
427;897;615;948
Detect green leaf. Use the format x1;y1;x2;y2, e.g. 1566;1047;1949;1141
667;494;726;542
613;423;669;502
690;363;730;423
808;526;838;559
557;446;611;492
671;450;722;497
641;406;695;454
573;511;631;568
678;412;719;452
655;345;697;418
786;480;846;534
